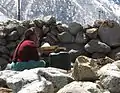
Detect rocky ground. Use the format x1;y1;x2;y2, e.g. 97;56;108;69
0;16;120;93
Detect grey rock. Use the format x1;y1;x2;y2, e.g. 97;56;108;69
69;49;86;63
75;31;88;44
84;40;111;54
92;53;106;59
47;33;59;43
115;52;120;60
58;32;74;43
114;60;120;69
0;31;6;39
93;20;103;27
0;39;7;46
34;19;44;28
0;46;9;54
4;23;18;34
50;26;59;36
0;70;18;87
42;26;50;35
7;31;19;41
22;20;31;28
86;28;98;39
1;55;10;61
108;47;120;60
6;42;17;50
98;20;120;47
98;63;120;93
16;25;27;37
72;56;98;81
37;67;73;92
0;26;6;39
57;81;107;93
18;78;54;93
59;43;86;52
57;24;69;33
93;56;114;66
68;22;83;35
43;16;56;25
6;69;40;93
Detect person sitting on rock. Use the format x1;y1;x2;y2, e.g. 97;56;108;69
7;27;46;71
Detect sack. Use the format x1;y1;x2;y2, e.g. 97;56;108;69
49;52;71;70
11;60;46;71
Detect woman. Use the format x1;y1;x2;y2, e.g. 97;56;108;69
9;27;46;71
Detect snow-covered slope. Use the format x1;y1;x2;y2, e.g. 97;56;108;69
0;12;9;21
0;0;120;24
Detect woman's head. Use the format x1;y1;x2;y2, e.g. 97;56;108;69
23;27;39;45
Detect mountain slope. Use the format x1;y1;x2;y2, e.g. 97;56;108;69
0;0;120;24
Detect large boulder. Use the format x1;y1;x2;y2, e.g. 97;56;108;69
6;31;19;41
0;46;9;54
0;57;8;67
92;53;106;59
58;32;74;43
98;20;120;47
84;40;111;54
6;70;40;93
16;25;27;37
5;68;54;93
37;67;73;92
75;31;88;44
72;56;98;81
18;78;54;93
0;68;73;93
108;47;120;60
57;81;110;93
0;39;7;46
57;24;69;33
68;22;83;36
0;70;18;87
4;22;19;34
98;62;120;93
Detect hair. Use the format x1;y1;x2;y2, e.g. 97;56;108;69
23;27;36;40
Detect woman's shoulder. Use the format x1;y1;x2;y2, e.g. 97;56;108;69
21;40;36;47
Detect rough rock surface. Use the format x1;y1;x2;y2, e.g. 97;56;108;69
57;81;110;93
98;62;120;93
84;40;111;54
98;20;120;47
72;56;98;81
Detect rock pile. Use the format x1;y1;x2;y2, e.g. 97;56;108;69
0;16;120;93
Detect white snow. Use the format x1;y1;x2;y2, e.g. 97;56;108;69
0;0;120;24
0;12;9;21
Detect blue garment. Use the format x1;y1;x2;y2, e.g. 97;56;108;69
10;60;46;71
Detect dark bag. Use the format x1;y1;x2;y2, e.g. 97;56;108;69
49;52;71;70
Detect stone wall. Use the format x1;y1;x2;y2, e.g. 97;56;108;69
0;16;120;68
